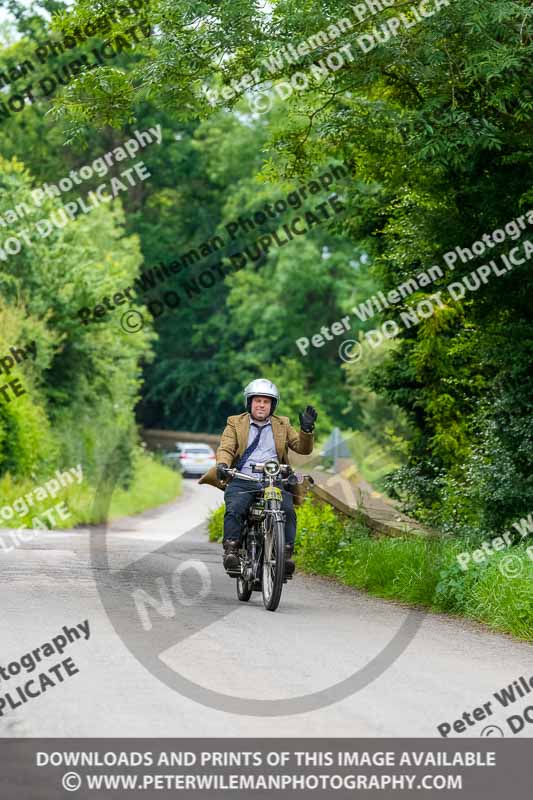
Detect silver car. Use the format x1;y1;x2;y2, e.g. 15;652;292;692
175;442;216;478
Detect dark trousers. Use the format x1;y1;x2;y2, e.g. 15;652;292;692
223;478;296;546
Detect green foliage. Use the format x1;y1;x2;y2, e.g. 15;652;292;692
297;498;532;639
136;110;375;433
293;495;349;573
0;299;57;476
102;448;182;522
210;495;532;639
434;557;488;614
343;428;403;490
462;549;533;640
208;503;225;541
342;335;411;490
3;0;533;546
296;497;444;603
0;150;153;486
435;544;533;640
0;450;182;529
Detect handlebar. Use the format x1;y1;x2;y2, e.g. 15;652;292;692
224;468;261;483
223;464;314;486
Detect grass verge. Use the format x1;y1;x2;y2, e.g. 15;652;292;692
0;451;182;530
207;496;532;641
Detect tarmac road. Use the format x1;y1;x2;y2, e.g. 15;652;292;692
0;478;531;738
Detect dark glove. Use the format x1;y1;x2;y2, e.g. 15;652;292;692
299;405;317;433
216;463;230;482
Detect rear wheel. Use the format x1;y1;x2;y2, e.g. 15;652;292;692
236;577;253;601
236;528;253;601
262;515;285;611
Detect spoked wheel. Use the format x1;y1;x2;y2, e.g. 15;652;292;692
236;534;253;601
262;516;285;611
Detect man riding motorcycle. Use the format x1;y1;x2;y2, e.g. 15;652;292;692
198;378;317;577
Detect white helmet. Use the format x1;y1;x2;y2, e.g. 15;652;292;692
243;378;280;413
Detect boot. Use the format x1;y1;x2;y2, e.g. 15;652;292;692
284;543;295;577
222;539;240;575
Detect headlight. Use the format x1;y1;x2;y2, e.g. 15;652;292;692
263;460;280;476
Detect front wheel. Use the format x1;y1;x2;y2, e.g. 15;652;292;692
262;515;285;611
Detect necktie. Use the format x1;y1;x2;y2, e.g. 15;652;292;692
236;423;266;471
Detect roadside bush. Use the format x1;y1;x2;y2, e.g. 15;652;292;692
0;155;156;502
208;504;225;541
207;493;531;641
0;450;182;529
462;548;533;640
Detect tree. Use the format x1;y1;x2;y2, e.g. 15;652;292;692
0;152;153;481
17;0;533;535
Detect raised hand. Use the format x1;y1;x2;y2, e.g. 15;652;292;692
299;405;317;433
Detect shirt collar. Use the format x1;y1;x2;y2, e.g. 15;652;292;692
249;414;271;427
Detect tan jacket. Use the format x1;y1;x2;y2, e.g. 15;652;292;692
198;412;314;498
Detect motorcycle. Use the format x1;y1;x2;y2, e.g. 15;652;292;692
223;459;314;611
